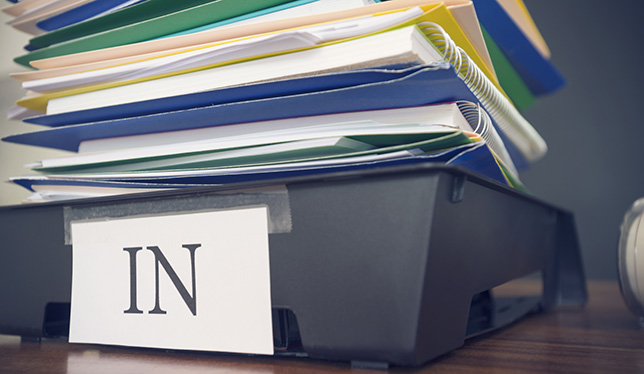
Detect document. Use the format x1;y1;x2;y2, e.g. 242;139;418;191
12;140;516;201
21;7;424;93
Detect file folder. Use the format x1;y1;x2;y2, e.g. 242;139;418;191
21;66;425;127
4;64;533;169
471;0;565;95
0;163;587;367
16;0;296;65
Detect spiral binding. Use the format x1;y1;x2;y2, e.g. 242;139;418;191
417;22;547;163
456;101;517;176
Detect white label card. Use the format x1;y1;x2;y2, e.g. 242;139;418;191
69;207;273;355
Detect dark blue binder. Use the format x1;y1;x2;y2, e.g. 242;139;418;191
6;64;529;169
471;0;566;96
23;65;422;127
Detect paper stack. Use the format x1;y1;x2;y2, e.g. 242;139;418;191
1;0;565;201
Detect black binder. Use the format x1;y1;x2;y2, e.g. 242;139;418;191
0;164;586;368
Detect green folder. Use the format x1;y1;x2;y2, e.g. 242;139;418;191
16;0;297;67
34;131;472;174
481;26;535;111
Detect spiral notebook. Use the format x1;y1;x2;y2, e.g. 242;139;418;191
24;102;508;174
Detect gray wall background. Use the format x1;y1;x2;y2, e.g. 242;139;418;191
1;1;642;280
520;0;644;280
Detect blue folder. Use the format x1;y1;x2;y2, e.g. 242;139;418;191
11;142;509;190
471;0;565;96
6;64;529;169
36;0;140;32
24;64;421;127
10;178;209;192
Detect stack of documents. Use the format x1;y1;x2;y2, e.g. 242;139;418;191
1;0;565;201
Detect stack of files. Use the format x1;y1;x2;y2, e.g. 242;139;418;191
3;0;563;109
10;101;518;200
1;0;565;202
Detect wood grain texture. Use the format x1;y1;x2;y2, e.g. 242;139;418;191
1;281;643;374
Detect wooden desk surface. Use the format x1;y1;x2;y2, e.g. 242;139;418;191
1;281;643;374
